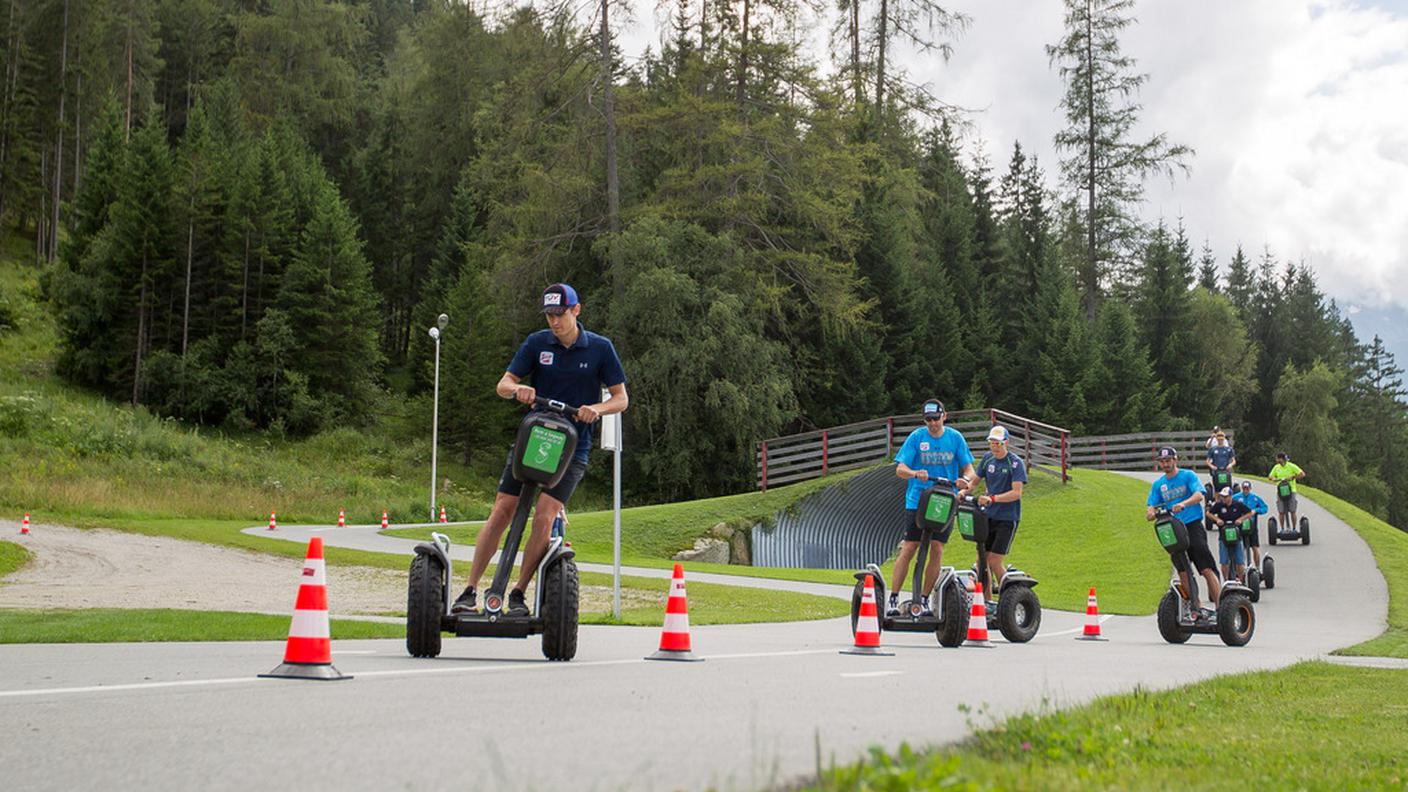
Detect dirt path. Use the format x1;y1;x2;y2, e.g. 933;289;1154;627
0;522;408;616
0;521;657;617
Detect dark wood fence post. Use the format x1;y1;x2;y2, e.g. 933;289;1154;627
760;441;769;491
821;431;829;476
1061;431;1069;483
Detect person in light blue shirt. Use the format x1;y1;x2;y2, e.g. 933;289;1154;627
889;399;976;616
1233;480;1269;569
1145;446;1221;617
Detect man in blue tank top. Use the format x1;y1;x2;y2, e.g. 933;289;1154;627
889;399;976;616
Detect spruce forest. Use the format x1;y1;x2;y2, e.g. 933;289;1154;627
1;0;1405;529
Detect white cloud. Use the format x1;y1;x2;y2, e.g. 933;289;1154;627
613;1;1408;314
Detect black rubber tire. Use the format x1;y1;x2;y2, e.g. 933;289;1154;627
540;558;580;661
849;576;887;636
996;586;1041;643
1263;556;1276;589
1301;517;1311;545
1268;517;1278;546
937;582;968;647
1217;593;1255;646
1157;590;1191;644
406;553;444;658
1246;567;1261;603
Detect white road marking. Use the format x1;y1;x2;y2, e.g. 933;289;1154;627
1037;614;1114;638
332;650;378;655
840;671;902;679
0;648;838;700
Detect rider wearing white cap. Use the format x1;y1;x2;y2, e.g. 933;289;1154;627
1207;486;1253;583
973;425;1027;609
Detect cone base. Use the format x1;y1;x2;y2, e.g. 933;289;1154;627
839;646;894;656
645;649;703;662
259;662;352;681
1075;634;1108;642
963;639;995;647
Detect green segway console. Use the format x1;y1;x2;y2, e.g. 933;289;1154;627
917;480;958;535
956;496;990;544
1212;469;1232;491
1153;511;1190;554
1276;480;1293;500
511;405;580;488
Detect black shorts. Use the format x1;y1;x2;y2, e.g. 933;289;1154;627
1245;516;1260;548
1182;519;1217;574
985;520;1018;555
902;508;953;544
496;451;588;504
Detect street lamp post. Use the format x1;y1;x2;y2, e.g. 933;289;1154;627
429;313;449;521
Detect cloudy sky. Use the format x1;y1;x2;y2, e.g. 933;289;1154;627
617;0;1408;363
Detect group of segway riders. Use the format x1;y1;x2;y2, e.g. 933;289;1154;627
404;281;1311;658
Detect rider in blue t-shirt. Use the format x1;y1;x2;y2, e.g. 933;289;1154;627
974;425;1027;610
1233;480;1269;569
889;399;976;616
1146;446;1221;617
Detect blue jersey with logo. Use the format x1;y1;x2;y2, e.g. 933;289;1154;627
1147;469;1206;524
895;426;974;509
977;451;1027;523
1207;444;1235;469
1233;491;1268;515
507;326;626;462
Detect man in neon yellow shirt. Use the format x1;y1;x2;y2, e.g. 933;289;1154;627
1269;451;1306;534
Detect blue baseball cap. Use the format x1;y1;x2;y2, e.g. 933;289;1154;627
541;283;579;314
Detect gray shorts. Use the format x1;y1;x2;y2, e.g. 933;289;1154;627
1277;493;1298;513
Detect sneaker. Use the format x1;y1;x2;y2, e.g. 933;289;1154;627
919;595;933;617
886;593;900;617
1196;607;1217;624
985;602;999;622
450;586;477;615
506;588;530;617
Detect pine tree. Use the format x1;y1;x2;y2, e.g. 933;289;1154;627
1133;223;1198;417
1047;0;1192;321
1196;240;1218;293
1225;244;1254;315
1082;298;1166;432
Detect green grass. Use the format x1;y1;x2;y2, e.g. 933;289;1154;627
389;468;1163;614
0;608;405;643
576;570;847;625
0;539;30;578
809;662;1407;791
1287;483;1408;658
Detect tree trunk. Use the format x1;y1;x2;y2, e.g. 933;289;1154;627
850;0;862;104
736;0;750;107
1084;0;1097;323
133;254;149;405
600;0;622;302
876;0;889;117
124;12;134;141
49;0;69;262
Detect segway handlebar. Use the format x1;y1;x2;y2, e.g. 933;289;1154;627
531;396;581;417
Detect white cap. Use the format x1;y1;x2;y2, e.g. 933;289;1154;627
987;425;1009;443
1218;487;1232;497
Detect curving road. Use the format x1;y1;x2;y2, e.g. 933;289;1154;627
0;479;1389;791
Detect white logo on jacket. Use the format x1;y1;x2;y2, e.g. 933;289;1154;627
540;351;554;365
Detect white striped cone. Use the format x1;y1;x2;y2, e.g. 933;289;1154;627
439;505;447;524
20;512;30;535
337;509;345;528
965;583;993;647
260;537;350;681
841;574;893;656
1076;586;1108;641
267;511;277;531
646;564;702;661
380;510;389;530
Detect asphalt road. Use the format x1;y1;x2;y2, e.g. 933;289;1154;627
0;478;1389;791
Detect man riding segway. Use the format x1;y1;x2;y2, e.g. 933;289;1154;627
1269;451;1308;544
1233;480;1270;574
1146;446;1220;621
1206;429;1236;492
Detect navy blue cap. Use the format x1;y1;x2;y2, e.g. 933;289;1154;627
1157;446;1178;460
542;283;580;314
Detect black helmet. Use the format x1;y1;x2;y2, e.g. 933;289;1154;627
1156;446;1178;460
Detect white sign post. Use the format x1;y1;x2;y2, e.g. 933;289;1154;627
600;389;622;620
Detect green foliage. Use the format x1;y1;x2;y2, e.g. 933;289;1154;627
1082;299;1166;433
0;539;30;578
1275;360;1388;516
1183;287;1257;425
0;608;404;643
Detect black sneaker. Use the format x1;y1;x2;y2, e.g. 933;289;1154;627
919;595;933;617
886;593;900;617
450;586;477;615
507;588;530;617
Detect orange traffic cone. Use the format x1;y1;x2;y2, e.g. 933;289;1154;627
965;583;993;647
1076;587;1108;641
260;537;351;681
267;511;277;531
646;564;702;661
337;508;345;528
380;510;389;530
439;505;447;524
20;512;30;535
841;574;894;656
